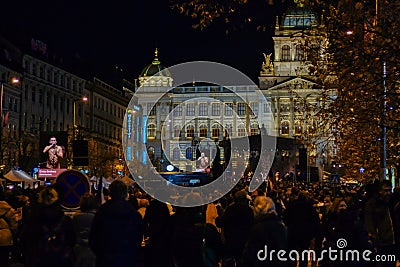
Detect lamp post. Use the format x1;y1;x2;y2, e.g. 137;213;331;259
0;77;20;167
73;96;88;139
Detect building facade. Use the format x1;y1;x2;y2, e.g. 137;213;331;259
0;35;131;177
132;3;337;181
258;3;337;180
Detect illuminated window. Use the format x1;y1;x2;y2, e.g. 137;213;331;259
282;45;291;61
238;125;246;136
147;146;155;161
186;125;194;138
173;104;182;116
250;124;259;136
250;102;259;115
225;103;233;116
186;103;195;116
212;124;220;138
281;121;290;135
295;122;302;135
148;124;156;138
237;103;246;115
199;103;208;116
295;45;305;60
212;103;220;116
147;103;156;116
199;125;208;138
225;124;232;137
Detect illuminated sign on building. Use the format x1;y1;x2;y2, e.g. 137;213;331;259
127;110;132;139
143;115;147;144
126;146;132;161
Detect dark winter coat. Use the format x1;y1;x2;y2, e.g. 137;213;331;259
89;199;143;267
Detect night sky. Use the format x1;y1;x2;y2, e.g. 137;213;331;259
0;0;280;85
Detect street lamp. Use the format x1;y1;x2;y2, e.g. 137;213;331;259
73;96;88;139
0;77;20;166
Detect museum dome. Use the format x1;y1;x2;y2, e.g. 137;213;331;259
139;48;171;78
138;48;173;87
281;3;318;30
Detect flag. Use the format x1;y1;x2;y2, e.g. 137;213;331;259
96;176;105;205
3;111;9;127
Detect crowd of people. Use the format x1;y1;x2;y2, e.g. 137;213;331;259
0;177;398;267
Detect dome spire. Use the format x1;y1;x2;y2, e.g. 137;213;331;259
294;0;305;7
152;48;160;65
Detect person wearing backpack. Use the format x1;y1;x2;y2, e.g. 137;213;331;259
0;189;17;267
21;186;75;267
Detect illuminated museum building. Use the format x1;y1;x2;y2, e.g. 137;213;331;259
137;3;337;177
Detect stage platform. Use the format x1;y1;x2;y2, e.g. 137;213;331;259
159;171;212;186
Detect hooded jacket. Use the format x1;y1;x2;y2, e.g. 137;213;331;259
0;200;17;246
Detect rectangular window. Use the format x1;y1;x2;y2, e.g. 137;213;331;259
54;95;58;109
238;127;246;136
39;89;43;104
225;103;233;116
199;128;207;138
212;103;220;116
47;69;52;82
32;64;37;76
31;88;36;102
47;92;50;107
199;103;208;116
250;102;259;115
186;127;194;138
173;104;182;116
212;128;220;138
237;103;246;115
225;124;232;137
39;66;44;79
186;103;195;116
147;103;156;116
264;103;270;113
174;128;181;138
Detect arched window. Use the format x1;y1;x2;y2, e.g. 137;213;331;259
199;124;208;138
186;125;194;138
238;124;246;137
281;121;290;135
186;147;193;160
250;123;259;136
295;121;302;135
282;45;291;61
173;147;181;161
212;124;220;138
147;146;155;161
224;124;232;137
147;124;156;138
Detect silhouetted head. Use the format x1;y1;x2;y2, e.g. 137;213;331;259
38;187;58;206
109;180;128;200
